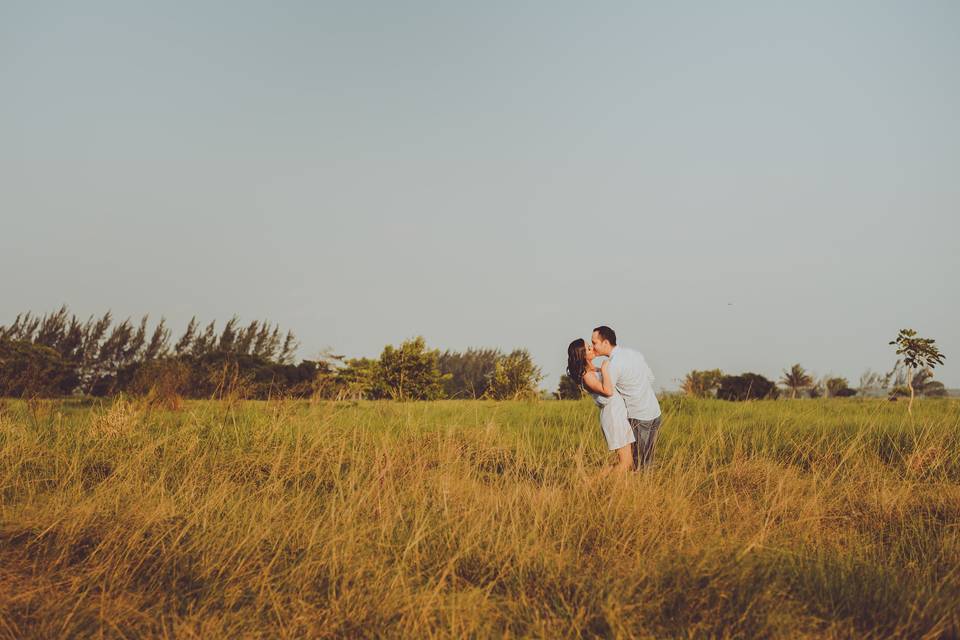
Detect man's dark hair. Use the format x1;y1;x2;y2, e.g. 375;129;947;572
593;326;617;346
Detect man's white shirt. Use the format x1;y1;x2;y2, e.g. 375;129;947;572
605;345;661;421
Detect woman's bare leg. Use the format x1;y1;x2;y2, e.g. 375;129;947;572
613;444;634;473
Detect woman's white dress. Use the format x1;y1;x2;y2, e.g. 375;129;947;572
586;370;634;451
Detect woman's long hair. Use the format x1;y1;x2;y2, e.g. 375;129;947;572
567;338;587;385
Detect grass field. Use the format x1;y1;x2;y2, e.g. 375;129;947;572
1;396;959;638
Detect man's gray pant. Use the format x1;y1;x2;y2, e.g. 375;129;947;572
628;416;662;468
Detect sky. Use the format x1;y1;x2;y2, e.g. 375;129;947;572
2;1;958;391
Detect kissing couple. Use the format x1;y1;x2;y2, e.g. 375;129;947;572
567;326;663;473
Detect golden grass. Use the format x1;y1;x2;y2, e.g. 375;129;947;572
1;397;958;638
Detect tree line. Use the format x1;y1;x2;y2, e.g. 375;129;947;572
0;307;543;402
2;309;945;405
674;348;946;402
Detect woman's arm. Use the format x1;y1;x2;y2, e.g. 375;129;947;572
581;370;604;394
598;360;614;397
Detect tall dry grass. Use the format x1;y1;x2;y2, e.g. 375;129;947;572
1;397;958;638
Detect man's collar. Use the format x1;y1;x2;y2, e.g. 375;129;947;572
610;345;621;358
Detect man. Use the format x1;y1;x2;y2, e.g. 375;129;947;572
591;325;662;469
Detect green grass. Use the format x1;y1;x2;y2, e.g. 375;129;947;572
1;396;959;638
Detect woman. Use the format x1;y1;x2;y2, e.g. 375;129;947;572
567;338;635;472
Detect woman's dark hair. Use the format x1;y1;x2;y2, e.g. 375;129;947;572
567;338;587;384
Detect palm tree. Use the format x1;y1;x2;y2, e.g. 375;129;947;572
680;369;724;398
780;364;813;399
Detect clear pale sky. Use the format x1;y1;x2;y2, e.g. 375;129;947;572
2;1;958;390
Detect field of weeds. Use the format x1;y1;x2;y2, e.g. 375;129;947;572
1;396;959;638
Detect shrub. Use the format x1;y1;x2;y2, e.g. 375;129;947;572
485;350;543;400
438;348;500;399
717;373;779;401
373;337;446;401
0;339;77;397
825;377;852;398
555;374;582;400
922;381;947;397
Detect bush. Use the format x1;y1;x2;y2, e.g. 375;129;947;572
555;374;582;400
485;350;543;400
825;377;852;398
717;373;779;401
373;338;446;401
0;339;77;397
922;381;947;397
128;358;191;408
438;348;500;399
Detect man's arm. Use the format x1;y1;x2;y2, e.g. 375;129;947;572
646;362;655;387
599;359;616;397
640;354;655;387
